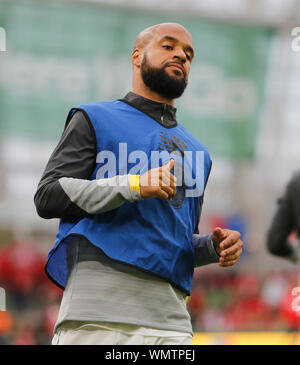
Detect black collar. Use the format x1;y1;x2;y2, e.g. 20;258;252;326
119;92;178;129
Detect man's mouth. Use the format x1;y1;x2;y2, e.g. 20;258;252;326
166;63;185;76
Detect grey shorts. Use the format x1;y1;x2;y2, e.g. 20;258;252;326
52;321;193;345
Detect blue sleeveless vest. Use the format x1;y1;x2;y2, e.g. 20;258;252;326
45;100;212;294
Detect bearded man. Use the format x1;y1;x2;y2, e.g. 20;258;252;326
34;23;243;345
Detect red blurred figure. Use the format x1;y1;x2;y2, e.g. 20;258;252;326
279;287;300;331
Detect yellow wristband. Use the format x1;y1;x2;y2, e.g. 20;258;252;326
129;175;141;194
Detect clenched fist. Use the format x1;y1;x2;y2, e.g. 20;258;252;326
212;227;244;267
140;159;177;200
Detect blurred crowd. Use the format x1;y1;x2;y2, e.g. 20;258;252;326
0;239;62;345
0;239;300;345
189;269;300;332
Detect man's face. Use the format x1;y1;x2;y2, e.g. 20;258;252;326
140;27;194;100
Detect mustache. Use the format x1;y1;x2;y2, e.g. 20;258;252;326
163;62;186;78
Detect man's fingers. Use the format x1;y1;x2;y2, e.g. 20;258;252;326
219;259;239;267
219;250;242;266
213;229;243;267
162;171;176;187
162;160;176;187
212;227;223;236
219;232;241;250
212;227;228;242
162;159;175;172
160;185;175;199
166;159;175;171
156;189;169;200
140;160;178;200
220;248;243;262
221;241;243;257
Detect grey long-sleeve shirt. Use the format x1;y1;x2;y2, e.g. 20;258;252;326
34;92;219;335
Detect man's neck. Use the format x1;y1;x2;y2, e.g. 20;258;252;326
132;85;175;107
120;92;177;128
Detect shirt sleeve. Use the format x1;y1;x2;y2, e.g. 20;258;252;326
34;110;142;221
193;234;220;267
194;160;212;234
266;173;300;262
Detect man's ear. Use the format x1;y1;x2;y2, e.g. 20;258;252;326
131;48;143;68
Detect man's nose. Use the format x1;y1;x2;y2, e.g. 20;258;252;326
173;48;186;63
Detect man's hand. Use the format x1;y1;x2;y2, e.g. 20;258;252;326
211;227;243;267
139;159;177;200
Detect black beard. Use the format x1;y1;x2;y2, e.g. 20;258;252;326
140;55;187;100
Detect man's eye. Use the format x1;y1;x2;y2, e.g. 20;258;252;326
163;45;173;50
186;54;191;61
